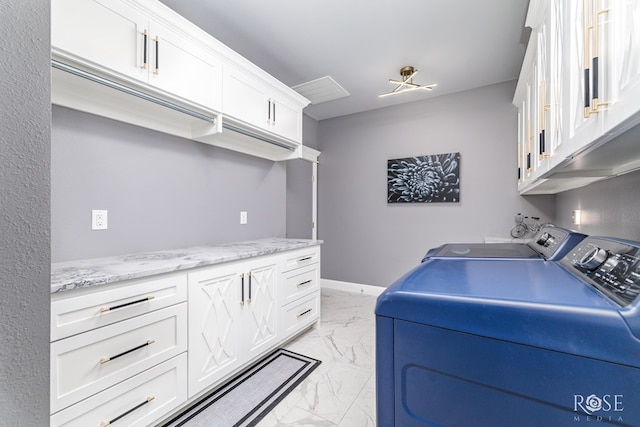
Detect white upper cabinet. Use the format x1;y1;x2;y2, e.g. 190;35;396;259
52;0;222;112
516;0;640;194
51;0;311;161
147;22;223;111
604;0;640;133
546;0;566;166
51;0;147;83
222;65;304;144
565;0;607;154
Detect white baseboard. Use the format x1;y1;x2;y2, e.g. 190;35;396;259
321;279;385;296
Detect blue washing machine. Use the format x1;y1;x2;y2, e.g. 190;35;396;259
422;225;586;262
376;236;640;427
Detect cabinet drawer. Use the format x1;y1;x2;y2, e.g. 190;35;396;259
51;273;187;341
281;291;320;338
281;247;320;272
51;303;187;413
281;264;319;306
51;353;187;427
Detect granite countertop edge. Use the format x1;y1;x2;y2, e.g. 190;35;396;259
51;238;322;294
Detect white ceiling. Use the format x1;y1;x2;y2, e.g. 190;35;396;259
159;0;531;121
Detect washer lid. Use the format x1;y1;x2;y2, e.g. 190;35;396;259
375;259;638;367
425;243;540;260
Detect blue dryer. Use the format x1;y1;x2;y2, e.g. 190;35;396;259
422;225;586;261
376;236;640;427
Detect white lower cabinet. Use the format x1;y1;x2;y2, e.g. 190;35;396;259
279;247;321;336
50;354;187;427
51;244;321;426
187;256;279;398
51;303;187;413
281;292;320;337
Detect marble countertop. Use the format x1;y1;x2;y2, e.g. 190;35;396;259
51;238;322;294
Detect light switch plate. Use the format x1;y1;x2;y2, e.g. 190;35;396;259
240;211;248;225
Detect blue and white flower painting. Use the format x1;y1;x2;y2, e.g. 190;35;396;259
387;152;460;203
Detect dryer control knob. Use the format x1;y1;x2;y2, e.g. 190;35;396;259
577;247;609;271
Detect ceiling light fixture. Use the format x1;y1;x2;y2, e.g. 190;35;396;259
379;66;437;98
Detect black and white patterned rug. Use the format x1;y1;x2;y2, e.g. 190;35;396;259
161;349;321;427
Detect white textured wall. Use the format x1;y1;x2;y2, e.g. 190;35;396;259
0;1;51;424
317;81;555;287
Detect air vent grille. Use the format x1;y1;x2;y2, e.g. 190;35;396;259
292;76;349;105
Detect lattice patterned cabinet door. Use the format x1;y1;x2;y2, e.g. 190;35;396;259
188;264;242;397
245;261;278;358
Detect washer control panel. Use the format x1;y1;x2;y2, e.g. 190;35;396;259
561;237;640;307
527;226;586;260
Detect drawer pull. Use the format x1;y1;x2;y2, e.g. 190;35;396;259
297;256;313;263
99;340;155;365
100;396;155;426
297;308;313;318
100;296;155;313
297;279;313;287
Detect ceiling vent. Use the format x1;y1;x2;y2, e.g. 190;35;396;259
292;76;350;105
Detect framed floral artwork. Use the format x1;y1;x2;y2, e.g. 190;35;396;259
387;152;460;203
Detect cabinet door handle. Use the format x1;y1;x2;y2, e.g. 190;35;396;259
297;308;312;318
100;296;155;313
154;36;160;75
583;0;591;118
240;273;245;305
267;99;271;123
100;396;155;426
141;29;148;70
272;101;276;124
297;279;313;288
99;340;155;364
591;4;609;112
248;272;252;303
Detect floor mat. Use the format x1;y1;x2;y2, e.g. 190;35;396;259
161;348;321;427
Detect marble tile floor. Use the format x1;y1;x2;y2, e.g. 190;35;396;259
257;288;379;427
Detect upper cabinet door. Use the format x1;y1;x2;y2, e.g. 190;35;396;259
52;0;222;112
148;23;223;111
223;66;270;131
604;0;640;132
565;0;607;153
268;96;302;143
546;0;565;166
52;0;148;83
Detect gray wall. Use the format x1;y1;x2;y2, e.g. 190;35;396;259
286;115;318;239
0;1;51;424
554;169;640;240
52;106;287;262
317;81;555;287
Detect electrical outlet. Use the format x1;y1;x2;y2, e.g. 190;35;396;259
92;210;108;230
240;211;248;225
